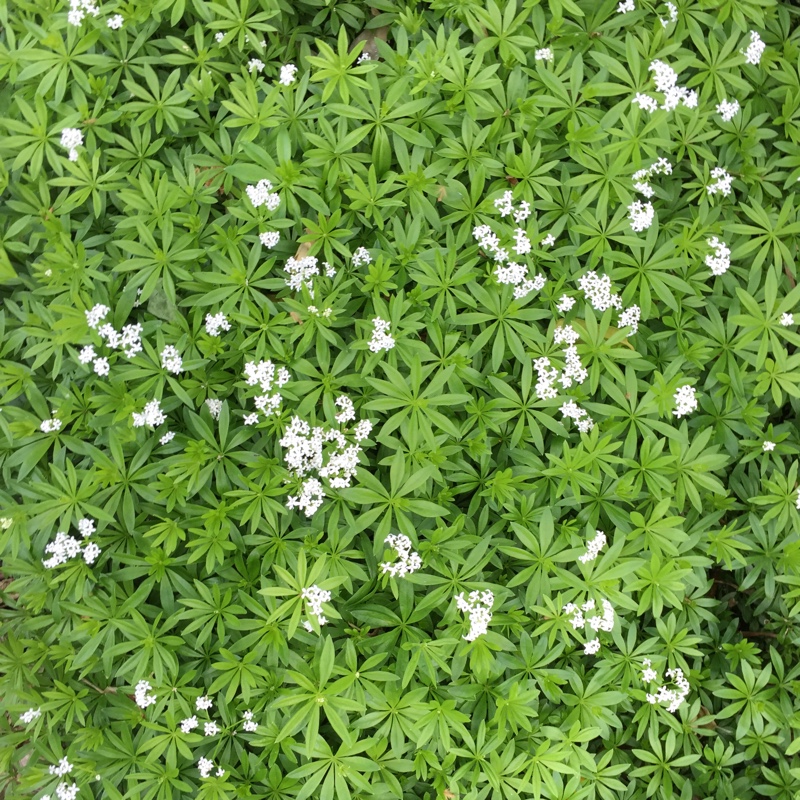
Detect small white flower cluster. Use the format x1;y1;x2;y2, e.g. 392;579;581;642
796;488;800;510
780;313;794;326
716;99;740;122
180;715;198;733
284;255;320;292
82;303;144;376
49;758;73;778
564;598;615;654
134;680;156;709
617;0;634;12
553;325;588;387
541;233;556;247
160;345;183;374
633;60;697;114
160;431;175;445
579;530;607;564
243;360;290;424
534;48;554;62
66;0;99;26
196;695;213;710
707;167;734;197
335;395;355;424
308;305;333;318
762;440;776;452
456;590;494;642
618;305;641;334
642;661;690;712
204;721;219;736
352;247;372;268
578;271;623;312
301;585;331;631
19;707;41;724
673;384;697;418
743;31;765;66
627;200;655;232
107;13;123;28
260;231;280;248
40;412;62;433
280;408;373;517
50;782;79;800
242;710;258;732
659;1;678;26
206;399;222;419
279;64;298;86
0;518;11;530
245;179;280;210
381;534;422;578
248;58;265;74
369;317;395;352
560;399;594;433
60;128;83;161
205;312;231;336
632;158;672;199
198;757;224;778
556;294;575;313
705;236;731;276
42;518;100;568
132;399;166;429
357;52;371;64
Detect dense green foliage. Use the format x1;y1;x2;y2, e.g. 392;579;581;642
3;0;800;799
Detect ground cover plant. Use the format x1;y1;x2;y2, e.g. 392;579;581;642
2;0;800;798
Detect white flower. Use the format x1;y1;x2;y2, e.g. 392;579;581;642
204;721;219;736
49;758;73;778
55;783;79;800
60;127;83;160
659;1;678;25
159;431;175;445
541;233;556;247
132;399;166;428
134;680;156;709
324;262;336;277
40;413;62;433
369;317;395;352
85;304;110;329
93;357;110;377
628;200;654;232
354;419;372;441
673;385;697;418
196;695;213;711
514;201;531;223
284;255;319;291
494;191;514;217
302;585;332;630
215;32;224;43
259;231;280;248
584;638;601;655
352;247;372;267
560;399;594;432
556;295;575;313
617;0;635;11
762;441;776;452
578;271;622;312
456;590;493;641
632;93;659;113
242;710;258;732
160;345;183;374
381;534;422;578
205;312;231;336
216;768;225;777
180;716;199;733
198;758;214;779
78;518;95;537
779;312;793;326
512;228;532;256
705;236;731;276
707;167;734;197
107;14;123;28
744;31;765;65
248;59;265;74
618;305;641;334
579;530;607;564
334;395;356;424
534;48;553;62
78;345;96;364
243;412;260;426
19;708;41;724
279;64;298;86
246;179;280;210
716;99;740;122
42;529;84;569
82;541;101;565
206;399;222;419
286;477;326;517
796;488;800;510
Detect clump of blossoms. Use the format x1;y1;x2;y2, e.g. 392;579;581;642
716;99;740;122
160;345;183;374
247;58;265;74
619;305;641;334
659;1;678;26
762;441;776;452
617;0;634;12
50;758;73;778
241;710;258;732
706;167;734;197
553;325;588;388
134;680;156;709
206;399;222;419
242;359;290;424
578;271;623;312
60;128;83;161
560;399;594;433
107;13;122;28
627;158;672;232
19;708;41;724
81;304;144;377
564;598;615;655
180;716;199;733
579;530;607;564
456;590;494;642
705;237;732;276
632;60;698;113
301;585;331;632
381;534;422;578
196;695;213;711
259;230;280;248
642;661;691;713
198;758;224;779
352;247;372;267
368;317;395;352
67;0;99;25
40;412;62;433
205;312;230;336
743;31;765;65
796;488;800;510
284;254;320;292
245;179;280;210
780;313;794;326
132;399;166;429
673;385;698;418
534;48;553;62
279;64;298;86
42;518;100;568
